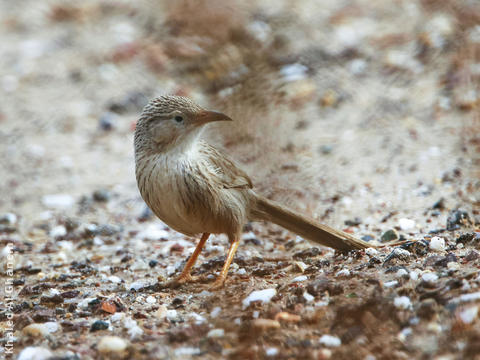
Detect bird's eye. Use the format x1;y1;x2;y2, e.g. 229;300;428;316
174;116;184;123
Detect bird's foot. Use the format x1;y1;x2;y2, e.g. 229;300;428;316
209;277;226;290
168;273;200;288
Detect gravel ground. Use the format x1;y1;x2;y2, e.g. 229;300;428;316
1;1;479;359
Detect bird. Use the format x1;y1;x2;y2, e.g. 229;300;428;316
134;95;371;289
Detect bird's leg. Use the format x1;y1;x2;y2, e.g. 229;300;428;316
172;232;210;285
210;239;240;290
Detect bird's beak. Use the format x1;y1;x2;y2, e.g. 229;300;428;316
194;110;232;125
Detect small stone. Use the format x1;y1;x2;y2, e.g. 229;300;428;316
365;248;378;257
242;288;277;309
99;112;117;131
265;347;279;356
303;292;315;302
432;198;445;210
319;334;341;347
362;235;375;242
42;194;75;210
394;296;412;310
396;269;409;278
344;217;362;226
18;347;53;360
447;210;471;230
0;213;17;225
93;189;111;202
128;281;145;291
146;296;156;304
465;250;480;262
429;237;445;252
399;218;415;231
207;328;225;338
90;320;109;332
384;280;399;288
50;225;67;238
148;259;158;268
210;307;221;318
422;272;439;284
292;275;308;283
252;318;281;330
23;323;50;337
459;306;478;324
381;229;399;242
98;336;128;353
335;269;350;277
274;312;301;323
319;144;333;155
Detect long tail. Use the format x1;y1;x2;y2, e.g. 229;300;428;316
250;194;371;251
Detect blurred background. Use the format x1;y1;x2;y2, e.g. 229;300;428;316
2;1;480;359
0;0;478;225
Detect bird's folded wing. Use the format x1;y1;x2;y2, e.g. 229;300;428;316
198;141;253;189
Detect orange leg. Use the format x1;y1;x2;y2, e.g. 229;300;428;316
173;232;210;284
210;239;240;289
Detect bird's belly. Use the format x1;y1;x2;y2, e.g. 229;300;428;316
137;159;204;236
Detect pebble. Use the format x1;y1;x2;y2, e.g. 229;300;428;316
265;347;279;356
42;194;75;210
18;347;53;360
381;229;399;242
98;336;128;353
303;292;315;302
207;328;225;338
108;276;122;284
335;269;350;277
242;288;277;309
280;63;308;82
319;334;342;347
384;280;399;288
210;306;221;318
137;224;169;241
399;218;416;231
275;312;301;323
50;225;67;238
292;275;308;283
394;296;412;310
429;236;445;252
23;323;56;337
146;295;156;304
458;292;480;303
252;318;281;330
174;347;201;356
365;248;378;257
396;269;409;278
422;272;439;284
91;320;109;332
99;112;117;131
0;213;17;225
124;317;143;339
93;189;111;202
128;281;145;291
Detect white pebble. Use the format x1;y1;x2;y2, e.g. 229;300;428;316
50;225;67;238
365;248;378;257
111;313;124;322
0;213;17;225
396;269;409;278
384;280;399;288
457;292;480;303
236;268;247;275
422;273;439;284
319;334;342;347
410;270;419;281
123;317;143;339
108;275;122;284
174;347;201;356
207;328;225;338
253;311;259;319
146;296;156;304
459;306;478;324
137;224;169;241
166;309;179;321
292;275;308;283
78;297;97;309
303;292;315;302
429;236;445;252
265;347;279;356
280;63;308;82
210;307;221;318
42;194;75;210
398;218;415;231
128;281;145;291
98;336;128;353
44;322;59;333
394;296;412;310
18;347;52;360
242;288;277;309
336;269;351;277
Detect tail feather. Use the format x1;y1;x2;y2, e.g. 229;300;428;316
251;194;371;251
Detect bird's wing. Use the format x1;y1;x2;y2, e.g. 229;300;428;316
198;141;253;190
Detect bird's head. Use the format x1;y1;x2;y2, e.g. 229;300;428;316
134;95;232;154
